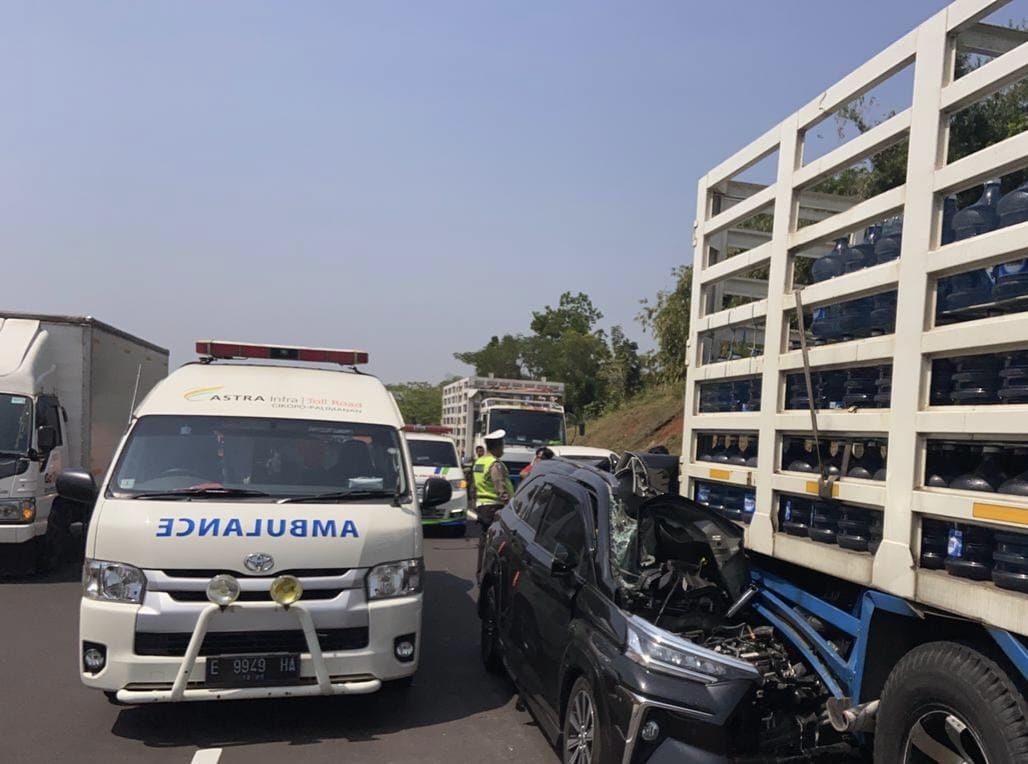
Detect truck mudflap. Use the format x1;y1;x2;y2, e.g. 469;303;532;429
115;601;382;703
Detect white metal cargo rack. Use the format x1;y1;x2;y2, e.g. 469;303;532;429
683;0;1028;634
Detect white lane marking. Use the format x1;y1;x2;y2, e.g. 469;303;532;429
191;749;222;764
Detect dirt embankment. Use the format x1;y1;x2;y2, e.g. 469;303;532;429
573;385;684;456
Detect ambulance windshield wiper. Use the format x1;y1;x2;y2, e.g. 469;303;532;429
277;489;397;504
132;487;272;500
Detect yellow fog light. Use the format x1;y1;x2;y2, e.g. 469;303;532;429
270;574;303;606
206;574;240;606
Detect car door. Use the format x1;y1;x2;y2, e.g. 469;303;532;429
516;476;593;714
34;395;64;520
495;480;551;686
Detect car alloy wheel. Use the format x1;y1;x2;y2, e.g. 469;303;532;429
902;707;990;764
565;683;596;764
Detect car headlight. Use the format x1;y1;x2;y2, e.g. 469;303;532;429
366;559;423;600
83;559;147;604
449;479;467;491
624;616;759;684
0;498;35;524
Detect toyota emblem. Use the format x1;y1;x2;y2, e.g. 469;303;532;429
244;552;274;574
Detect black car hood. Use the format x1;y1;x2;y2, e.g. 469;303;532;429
631;493;749;603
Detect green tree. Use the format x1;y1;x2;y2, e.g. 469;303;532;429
387;381;444;424
530;291;604;337
637;265;692;383
452;334;525;379
600;325;643;410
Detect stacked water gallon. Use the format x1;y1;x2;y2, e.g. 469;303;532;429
917;178;1028;594
776;436;886;554
694;433;758;524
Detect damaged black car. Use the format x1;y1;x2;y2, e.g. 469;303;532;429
477;453;858;763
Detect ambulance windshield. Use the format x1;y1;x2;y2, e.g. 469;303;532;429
109;415;407;501
408;439;459;469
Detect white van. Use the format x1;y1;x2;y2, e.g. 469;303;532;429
402;427;468;536
58;341;451;703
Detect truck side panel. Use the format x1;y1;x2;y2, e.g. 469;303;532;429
86;325;168;478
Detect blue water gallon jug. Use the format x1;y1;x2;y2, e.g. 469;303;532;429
845;226;881;273
816;370;847;409
941;194;958;246
873;216;903;263
812;237;849;282
920;518;948;569
781;496;813;537
742;490;756;524
837;505;872;551
869;290;897;335
992;531;1028;593
874;365;892;407
808;501;840;544
949;445;1006;492
998;352;1028;404
843;366;878;407
952;179;1002;240
950;355;1000;404
945;524;994;581
993;181;1028;298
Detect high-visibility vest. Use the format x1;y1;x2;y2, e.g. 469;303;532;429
474;454;513;506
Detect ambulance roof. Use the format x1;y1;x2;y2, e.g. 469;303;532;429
134;362;402;425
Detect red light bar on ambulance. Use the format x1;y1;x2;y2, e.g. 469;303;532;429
195;340;369;366
402;424;452;433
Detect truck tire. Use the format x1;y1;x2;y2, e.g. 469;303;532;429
874;641;1028;763
36;501;71;572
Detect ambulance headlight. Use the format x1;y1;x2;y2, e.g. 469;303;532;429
270;575;303;606
450;479;467;491
367;559;423;600
206;574;240;606
83;559;147;604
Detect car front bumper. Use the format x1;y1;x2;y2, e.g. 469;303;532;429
80;593;421;703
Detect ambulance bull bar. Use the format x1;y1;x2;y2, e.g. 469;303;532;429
116;601;382;703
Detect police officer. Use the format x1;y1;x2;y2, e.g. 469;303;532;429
473;430;514;572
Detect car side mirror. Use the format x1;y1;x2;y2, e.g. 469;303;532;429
57;469;98;505
37;426;57;454
421;476;452;509
551;543;578;576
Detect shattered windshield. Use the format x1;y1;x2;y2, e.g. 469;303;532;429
608;487;639;582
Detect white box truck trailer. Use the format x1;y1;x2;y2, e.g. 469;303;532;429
0;313;168;572
441;375;565;481
681;1;1028;759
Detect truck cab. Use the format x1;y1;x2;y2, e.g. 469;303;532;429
403;426;468;536
0;314;166;573
477;399;566;484
61;341;450;703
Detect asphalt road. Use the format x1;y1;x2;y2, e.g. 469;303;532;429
0;525;558;764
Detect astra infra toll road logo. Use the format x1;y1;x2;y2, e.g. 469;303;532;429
183;386;267;402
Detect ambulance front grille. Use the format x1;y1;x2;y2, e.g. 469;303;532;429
134;627;369;657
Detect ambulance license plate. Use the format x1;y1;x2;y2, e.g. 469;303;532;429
205;653;300;688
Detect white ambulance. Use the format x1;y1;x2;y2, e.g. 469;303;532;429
402;426;468;536
57;341;451;703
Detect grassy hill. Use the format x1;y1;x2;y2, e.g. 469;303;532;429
573;385;684;455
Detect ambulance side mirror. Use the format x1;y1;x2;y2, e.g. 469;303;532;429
421;477;452;509
57;469;98;505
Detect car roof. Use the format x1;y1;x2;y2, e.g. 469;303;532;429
550;445;616;458
528;458;616;496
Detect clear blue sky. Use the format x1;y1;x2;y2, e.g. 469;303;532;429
1;0;947;382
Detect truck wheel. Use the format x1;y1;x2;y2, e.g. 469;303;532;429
563;676;609;764
874;641;1028;763
480;583;505;675
36;501;71;572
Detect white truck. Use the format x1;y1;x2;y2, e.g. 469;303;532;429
441;375;566;480
682;2;1028;759
59;340;451;703
0;313;167;573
